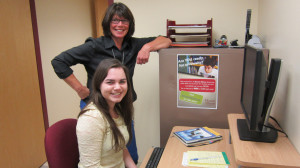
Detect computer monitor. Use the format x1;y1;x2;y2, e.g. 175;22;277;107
237;45;282;143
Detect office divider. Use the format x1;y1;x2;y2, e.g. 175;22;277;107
159;48;269;146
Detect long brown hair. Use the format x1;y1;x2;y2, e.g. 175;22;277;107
79;59;134;151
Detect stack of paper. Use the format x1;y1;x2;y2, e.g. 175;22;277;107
173;127;223;147
182;151;230;168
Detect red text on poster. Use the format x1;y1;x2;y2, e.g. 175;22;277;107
179;79;215;92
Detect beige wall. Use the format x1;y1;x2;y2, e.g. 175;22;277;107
35;0;93;124
258;0;300;152
36;0;300;165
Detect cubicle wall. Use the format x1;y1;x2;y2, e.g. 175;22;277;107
159;48;269;146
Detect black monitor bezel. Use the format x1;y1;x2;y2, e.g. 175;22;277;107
238;45;280;143
240;45;267;132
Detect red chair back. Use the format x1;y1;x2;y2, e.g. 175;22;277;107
45;119;79;168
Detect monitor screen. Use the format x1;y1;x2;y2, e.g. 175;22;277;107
237;45;279;143
240;45;266;131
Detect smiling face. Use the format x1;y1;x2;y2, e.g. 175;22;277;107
100;67;128;108
110;15;129;41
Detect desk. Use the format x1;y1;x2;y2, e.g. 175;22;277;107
140;126;237;168
228;113;300;168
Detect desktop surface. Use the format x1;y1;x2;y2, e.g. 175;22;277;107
154;126;237;168
228;113;300;168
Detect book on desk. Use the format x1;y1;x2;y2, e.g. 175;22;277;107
173;127;223;147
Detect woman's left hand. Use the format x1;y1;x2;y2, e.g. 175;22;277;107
136;47;150;64
136;36;172;64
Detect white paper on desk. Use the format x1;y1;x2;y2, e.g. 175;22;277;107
182;152;229;168
182;152;189;166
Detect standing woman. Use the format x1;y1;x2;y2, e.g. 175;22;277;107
76;59;137;168
51;2;171;163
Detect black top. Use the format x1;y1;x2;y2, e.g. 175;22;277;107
51;36;156;102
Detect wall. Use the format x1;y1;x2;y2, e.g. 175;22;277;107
258;0;300;152
35;0;94;124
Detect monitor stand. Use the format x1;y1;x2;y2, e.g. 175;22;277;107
237;119;278;143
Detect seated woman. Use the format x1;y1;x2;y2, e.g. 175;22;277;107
76;59;137;168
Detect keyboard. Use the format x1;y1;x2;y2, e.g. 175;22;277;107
145;147;164;168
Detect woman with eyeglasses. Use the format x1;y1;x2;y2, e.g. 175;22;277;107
51;2;171;165
77;59;136;168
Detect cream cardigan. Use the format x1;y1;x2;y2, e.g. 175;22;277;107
76;103;129;168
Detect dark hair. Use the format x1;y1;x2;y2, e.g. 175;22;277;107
102;2;135;40
79;59;134;151
203;57;217;68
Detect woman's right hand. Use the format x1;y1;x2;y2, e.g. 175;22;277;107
63;74;90;99
76;86;90;99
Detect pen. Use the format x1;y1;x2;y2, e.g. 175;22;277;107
190;155;221;161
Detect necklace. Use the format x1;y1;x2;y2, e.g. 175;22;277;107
112;49;124;64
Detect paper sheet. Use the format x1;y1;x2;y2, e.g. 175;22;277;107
182;152;229;168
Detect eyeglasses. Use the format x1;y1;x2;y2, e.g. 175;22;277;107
111;19;130;25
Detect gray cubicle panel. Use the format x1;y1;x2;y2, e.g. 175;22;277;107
158;48;269;146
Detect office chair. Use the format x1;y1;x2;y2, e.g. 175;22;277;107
44;118;79;168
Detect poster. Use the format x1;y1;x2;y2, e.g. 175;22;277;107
177;54;219;109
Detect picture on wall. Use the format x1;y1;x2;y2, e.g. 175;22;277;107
177;54;219;109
